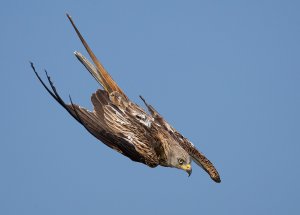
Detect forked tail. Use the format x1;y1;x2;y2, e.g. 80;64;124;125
66;14;128;100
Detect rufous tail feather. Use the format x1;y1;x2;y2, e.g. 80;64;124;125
66;13;128;100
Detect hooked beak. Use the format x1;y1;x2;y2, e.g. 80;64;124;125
187;168;192;177
181;164;192;177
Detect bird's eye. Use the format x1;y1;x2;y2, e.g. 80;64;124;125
178;158;184;165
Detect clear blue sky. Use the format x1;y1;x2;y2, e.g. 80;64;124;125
1;0;299;214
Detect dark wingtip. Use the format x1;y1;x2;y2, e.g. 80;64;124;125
30;61;35;70
139;95;146;104
212;176;221;183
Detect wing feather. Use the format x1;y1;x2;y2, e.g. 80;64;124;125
140;96;221;182
31;64;156;165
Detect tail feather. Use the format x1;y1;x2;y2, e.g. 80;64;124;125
74;51;103;86
67;13;128;100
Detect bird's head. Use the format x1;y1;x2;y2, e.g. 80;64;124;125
168;144;192;176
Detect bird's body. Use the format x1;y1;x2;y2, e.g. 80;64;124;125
31;14;221;183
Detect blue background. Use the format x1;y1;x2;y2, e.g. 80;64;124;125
1;0;299;214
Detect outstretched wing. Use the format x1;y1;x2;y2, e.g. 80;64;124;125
31;63;159;167
173;132;221;183
140;96;221;182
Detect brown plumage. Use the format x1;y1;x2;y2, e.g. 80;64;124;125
31;14;221;183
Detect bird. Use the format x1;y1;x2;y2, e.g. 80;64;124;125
31;14;221;183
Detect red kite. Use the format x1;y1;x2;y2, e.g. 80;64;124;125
31;14;221;183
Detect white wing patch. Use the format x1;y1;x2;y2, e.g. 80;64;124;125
103;105;149;150
135;113;152;127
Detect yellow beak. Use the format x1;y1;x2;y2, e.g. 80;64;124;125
181;164;192;176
